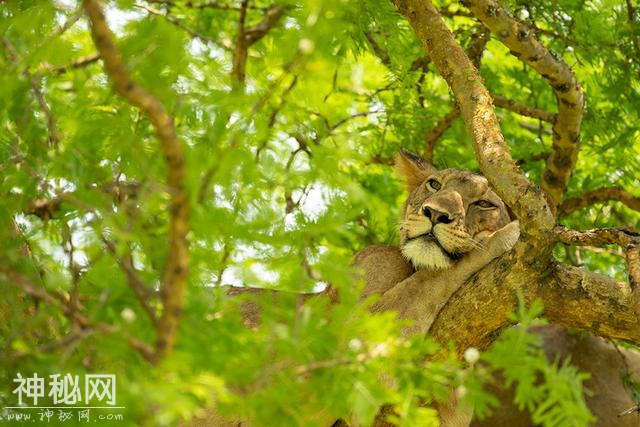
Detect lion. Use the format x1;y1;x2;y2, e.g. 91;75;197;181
353;149;640;427
189;150;640;427
355;148;519;340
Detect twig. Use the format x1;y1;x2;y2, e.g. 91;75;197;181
365;31;392;67
254;73;299;160
492;94;556;123
45;53;101;74
102;236;160;328
329;110;382;133
6;268;156;361
147;0;269;11
84;0;189;363
517;120;552;135
3;39;60;148
30;73;61;147
625;0;640;66
515;152;549;166
134;3;224;47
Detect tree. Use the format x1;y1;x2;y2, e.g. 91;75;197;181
0;0;638;426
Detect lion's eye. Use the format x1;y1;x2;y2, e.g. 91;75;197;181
426;178;441;191
475;200;496;209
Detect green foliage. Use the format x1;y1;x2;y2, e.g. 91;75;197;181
468;296;595;426
0;0;638;425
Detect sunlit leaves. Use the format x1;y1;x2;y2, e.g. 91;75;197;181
1;0;638;425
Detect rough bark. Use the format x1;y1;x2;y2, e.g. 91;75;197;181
390;0;640;356
429;249;640;352
393;0;555;260
462;0;585;209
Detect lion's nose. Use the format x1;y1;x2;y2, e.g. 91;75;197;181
422;206;453;225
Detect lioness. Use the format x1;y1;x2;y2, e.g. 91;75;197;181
354;149;640;427
191;150;640;426
356;149;519;340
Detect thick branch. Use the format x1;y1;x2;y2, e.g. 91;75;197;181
83;0;189;363
560;187;640;215
393;0;555;259
464;0;585;209
422;27;487;162
429;250;640;352
555;226;640;317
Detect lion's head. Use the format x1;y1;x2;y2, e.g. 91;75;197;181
396;149;512;271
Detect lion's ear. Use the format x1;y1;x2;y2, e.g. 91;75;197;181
395;148;437;192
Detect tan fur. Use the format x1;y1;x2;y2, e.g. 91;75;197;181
356;150;640;427
360;150;518;338
188;151;640;426
356;150;520;426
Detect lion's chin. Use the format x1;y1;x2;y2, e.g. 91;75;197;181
401;239;453;271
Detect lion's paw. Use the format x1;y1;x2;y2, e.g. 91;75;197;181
485;220;520;258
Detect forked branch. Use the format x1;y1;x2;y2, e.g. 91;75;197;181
393;0;555;256
463;0;584;209
232;2;290;88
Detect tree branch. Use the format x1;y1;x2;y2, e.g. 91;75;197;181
30;73;61;147
232;2;289;89
147;0;269;11
45;53;101;74
421;27;487;162
3;39;61;148
83;0;189;363
4;268;156;362
25;181;141;219
555;226;640;318
429;252;640;353
423;107;459;162
560;187;640;215
393;0;555;258
463;0;585;209
102;236;160;328
135;3;225;47
554;226;640;249
491;94;556;123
